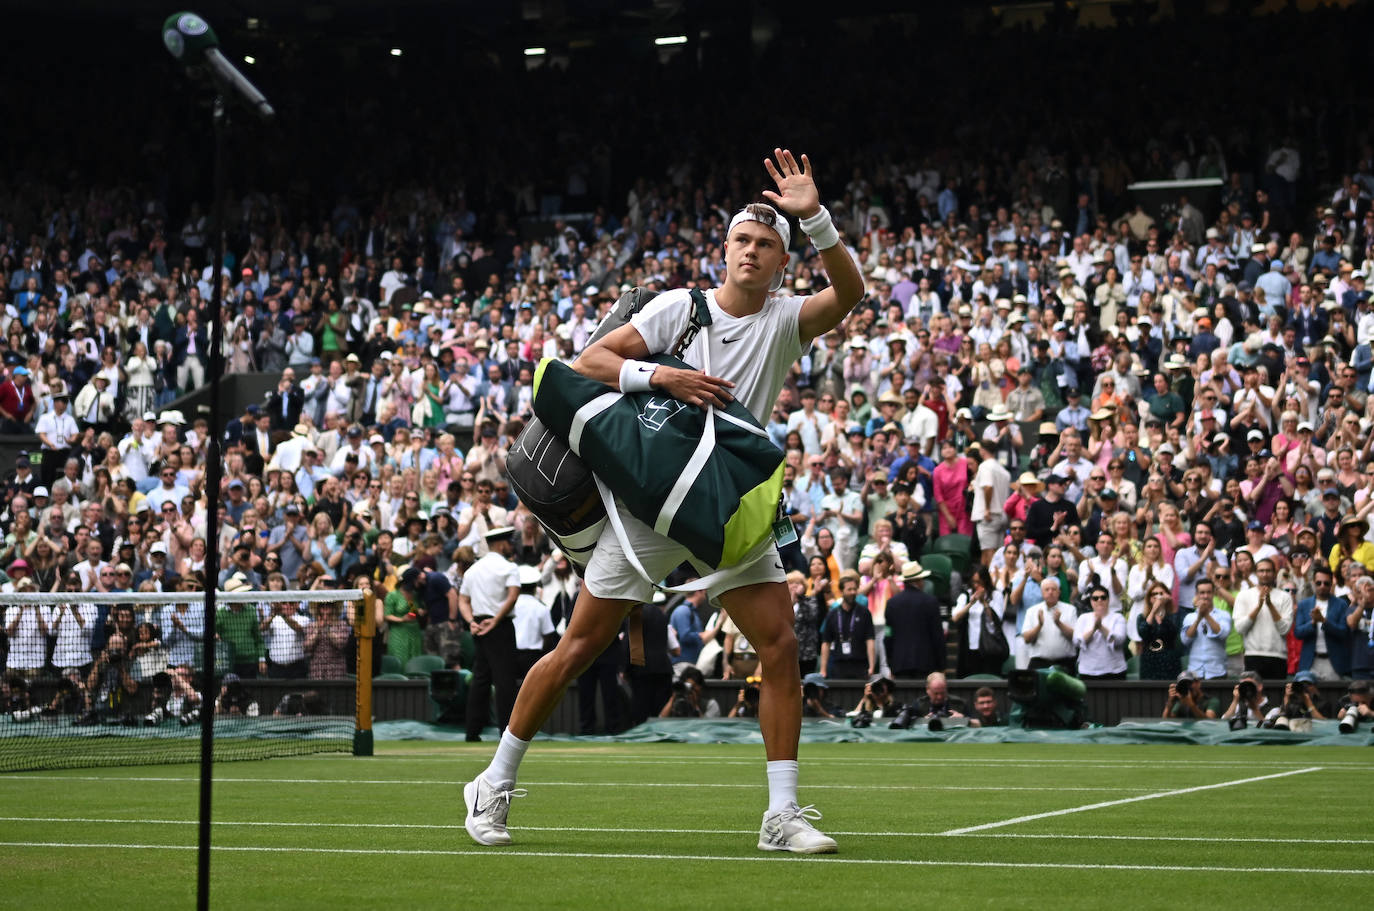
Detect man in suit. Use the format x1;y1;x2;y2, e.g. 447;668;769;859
266;368;305;435
882;561;946;680
224;404;260;448
173;308;209;393
243;412;275;477
1294;564;1350;682
497;339;535;385
476;362;515;422
356;360;387;428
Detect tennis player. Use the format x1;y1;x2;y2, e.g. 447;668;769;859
464;148;863;854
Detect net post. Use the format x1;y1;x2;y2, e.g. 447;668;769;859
353;590;376;756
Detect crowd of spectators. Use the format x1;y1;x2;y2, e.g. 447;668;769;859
3;7;1374;732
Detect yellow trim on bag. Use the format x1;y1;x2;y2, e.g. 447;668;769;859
533;357;553;397
719;461;785;566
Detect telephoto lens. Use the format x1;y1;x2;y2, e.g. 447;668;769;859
927;715;944;733
1338;705;1360;734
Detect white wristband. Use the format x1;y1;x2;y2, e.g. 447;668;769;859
619;359;658;394
800;206;840;250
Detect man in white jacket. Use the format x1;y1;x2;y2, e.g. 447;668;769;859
1232;558;1294;680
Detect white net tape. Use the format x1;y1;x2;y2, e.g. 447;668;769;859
0;589;364;605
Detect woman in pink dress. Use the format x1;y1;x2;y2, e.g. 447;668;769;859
933;438;974;537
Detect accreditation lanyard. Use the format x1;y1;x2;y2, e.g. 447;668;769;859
838;606;861;657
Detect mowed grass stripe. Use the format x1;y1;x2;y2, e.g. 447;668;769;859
322;754;1374;772
0;774;1164;791
2;840;1370;876
6;816;1374;846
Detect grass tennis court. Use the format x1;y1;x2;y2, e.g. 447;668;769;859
1;741;1369;910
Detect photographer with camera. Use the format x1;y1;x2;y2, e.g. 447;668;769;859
729;675;765;719
77;631;139;725
659;665;721;719
1221;669;1269;727
848;672;903;727
1337;680;1373;733
801;672;837;719
214;672;258;717
893;671;968;731
1262;670;1329;731
1163;670;1220;719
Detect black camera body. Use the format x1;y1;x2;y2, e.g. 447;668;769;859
1238;679;1257;702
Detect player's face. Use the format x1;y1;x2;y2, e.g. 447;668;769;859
724;221;788;291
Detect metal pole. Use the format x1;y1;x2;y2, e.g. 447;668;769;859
197;93;230;911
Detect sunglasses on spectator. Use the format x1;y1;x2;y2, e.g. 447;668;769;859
1090;594;1108;601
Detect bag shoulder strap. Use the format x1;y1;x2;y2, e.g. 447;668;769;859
669;288;713;357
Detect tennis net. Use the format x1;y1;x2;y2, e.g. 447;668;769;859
0;587;373;772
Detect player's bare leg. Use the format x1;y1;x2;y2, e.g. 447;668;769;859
719;580;837;854
464;583;631;846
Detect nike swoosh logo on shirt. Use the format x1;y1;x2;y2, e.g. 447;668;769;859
721;336;745;344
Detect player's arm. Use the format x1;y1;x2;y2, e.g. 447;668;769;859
756;149;862;342
574;322;734;409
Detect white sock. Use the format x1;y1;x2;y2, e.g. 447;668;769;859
766;760;799;815
482;729;530;786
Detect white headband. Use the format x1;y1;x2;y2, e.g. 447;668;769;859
728;204;790;292
728;203;790;250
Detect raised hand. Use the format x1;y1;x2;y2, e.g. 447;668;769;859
762;149;821;220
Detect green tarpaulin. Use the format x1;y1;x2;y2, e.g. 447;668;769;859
375;718;1374;747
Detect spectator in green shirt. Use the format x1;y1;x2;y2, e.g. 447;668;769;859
1146;373;1186;430
218;573;265;678
382;567;424;666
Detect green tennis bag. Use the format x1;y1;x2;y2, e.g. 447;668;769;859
531;354;784;569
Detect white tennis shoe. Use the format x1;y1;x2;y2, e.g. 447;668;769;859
758;803;838;854
463;776;526;846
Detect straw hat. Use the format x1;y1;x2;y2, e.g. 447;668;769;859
901;560;931;581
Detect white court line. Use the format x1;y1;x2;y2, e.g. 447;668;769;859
0;775;1154;792
942;767;1321;835
4;816;1374;846
0;840;1368;876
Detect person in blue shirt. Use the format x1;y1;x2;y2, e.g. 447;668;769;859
667;590;714;666
1179;578;1233;679
1311;234;1343;275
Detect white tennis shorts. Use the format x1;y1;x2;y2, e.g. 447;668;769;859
583;503;785;604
